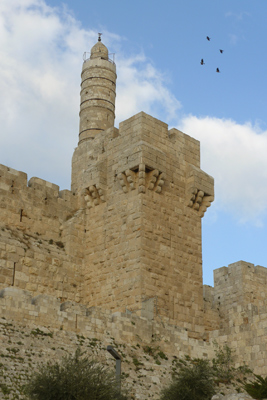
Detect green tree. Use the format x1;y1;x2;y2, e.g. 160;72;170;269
24;348;128;400
160;359;215;400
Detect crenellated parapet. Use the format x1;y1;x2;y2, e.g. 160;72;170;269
0;164;28;192
213;261;267;311
0;163;85;299
0;164;78;215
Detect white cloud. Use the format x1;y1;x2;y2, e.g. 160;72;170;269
225;11;251;21
116;55;181;123
228;33;239;46
179;116;267;224
0;0;91;187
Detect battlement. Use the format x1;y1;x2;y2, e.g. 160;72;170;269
0;163;28;190
0;163;76;206
28;176;60;196
0;163;85;303
213;261;267;310
0;162;79;234
214;260;267;281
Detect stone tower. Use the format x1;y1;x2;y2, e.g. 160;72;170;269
71;38;214;336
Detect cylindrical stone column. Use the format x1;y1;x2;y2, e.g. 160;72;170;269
78;40;117;144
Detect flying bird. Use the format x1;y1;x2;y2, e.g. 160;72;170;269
200;59;205;65
219;49;224;53
206;36;211;41
216;68;220;73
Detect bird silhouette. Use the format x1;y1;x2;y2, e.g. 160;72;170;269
206;36;211;41
216;68;220;73
219;49;224;53
200;59;205;65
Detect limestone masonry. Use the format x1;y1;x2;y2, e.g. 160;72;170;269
0;38;267;398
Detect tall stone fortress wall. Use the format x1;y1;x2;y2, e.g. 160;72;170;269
1;37;267;398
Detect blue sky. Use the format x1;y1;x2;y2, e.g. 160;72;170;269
0;0;267;286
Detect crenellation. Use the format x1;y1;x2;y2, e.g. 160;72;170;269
28;176;60;193
213;261;267;313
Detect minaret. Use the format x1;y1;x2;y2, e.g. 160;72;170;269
71;36;117;194
78;34;117;144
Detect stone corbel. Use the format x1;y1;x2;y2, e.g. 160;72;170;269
118;164;165;194
84;185;106;208
138;164;146;193
186;164;214;218
146;169;165;193
118;170;137;193
125;169;137;191
188;188;214;218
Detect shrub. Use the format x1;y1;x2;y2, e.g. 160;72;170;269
244;374;267;399
212;341;235;384
160;359;215;400
24;348;128;400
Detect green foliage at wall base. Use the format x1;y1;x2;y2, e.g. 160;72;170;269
244;374;267;399
160;359;215;400
24;348;128;400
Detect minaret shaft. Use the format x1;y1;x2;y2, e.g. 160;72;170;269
78;41;117;144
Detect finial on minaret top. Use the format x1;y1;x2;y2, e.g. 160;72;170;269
98;33;102;42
